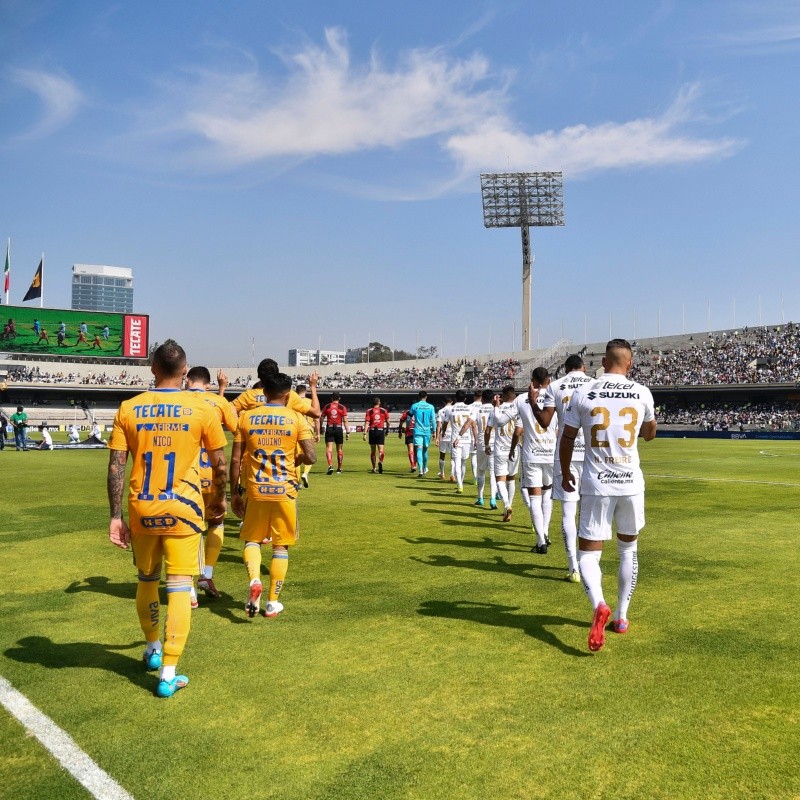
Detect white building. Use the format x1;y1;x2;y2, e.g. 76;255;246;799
72;265;134;313
288;349;346;367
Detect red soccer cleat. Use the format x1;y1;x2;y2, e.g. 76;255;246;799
588;603;612;652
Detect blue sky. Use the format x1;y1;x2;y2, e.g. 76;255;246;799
1;1;798;365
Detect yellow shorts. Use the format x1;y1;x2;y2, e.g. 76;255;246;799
239;500;297;547
132;531;204;576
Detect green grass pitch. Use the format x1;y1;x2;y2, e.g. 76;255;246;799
1;436;798;799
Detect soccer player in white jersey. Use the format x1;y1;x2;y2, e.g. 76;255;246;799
560;339;656;652
534;354;593;582
436;398;455;481
486;385;520;522
468;389;482;480
464;389;498;509
506;367;557;553
441;390;476;494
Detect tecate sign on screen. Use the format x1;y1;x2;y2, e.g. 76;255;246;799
124;315;148;358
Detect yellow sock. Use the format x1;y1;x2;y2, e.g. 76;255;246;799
205;524;224;568
243;542;262;583
162;578;192;667
269;551;289;601
302;464;311;477
136;572;161;644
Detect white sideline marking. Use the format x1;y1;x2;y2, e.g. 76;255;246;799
0;675;134;800
651;473;800;488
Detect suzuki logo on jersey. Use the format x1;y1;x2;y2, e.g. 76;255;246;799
587;391;597;400
141;515;178;528
598;391;640;399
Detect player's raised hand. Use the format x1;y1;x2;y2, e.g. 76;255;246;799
528;381;539;403
217;370;229;390
109;518;131;549
308;371;319;387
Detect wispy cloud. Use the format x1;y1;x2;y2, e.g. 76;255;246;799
130;28;739;190
6;67;84;138
445;84;742;179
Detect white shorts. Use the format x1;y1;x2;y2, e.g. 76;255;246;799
579;493;645;541
553;461;582;501
438;440;452;455
476;449;492;474
450;438;472;460
521;461;553;489
494;449;520;478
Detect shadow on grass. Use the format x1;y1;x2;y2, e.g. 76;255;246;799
411;553;564;580
401;535;531;553
4;636;153;689
417;600;591;657
195;591;252;625
64;576;136;600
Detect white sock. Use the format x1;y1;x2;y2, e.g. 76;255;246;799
489;472;498;502
520;487;531;510
250;578;261;587
203;566;213;579
497;481;509;508
507;480;516;505
616;539;638;621
471;453;477;478
542;488;553;538
477;471;486;500
578;549;605;609
160;665;176;681
453;452;463;488
561;500;579;572
528;494;545;543
439;457;445;475
460;460;467;486
146;640;162;654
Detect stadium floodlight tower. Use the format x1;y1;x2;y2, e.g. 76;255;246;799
480;171;564;351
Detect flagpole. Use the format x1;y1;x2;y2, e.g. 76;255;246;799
40;253;44;308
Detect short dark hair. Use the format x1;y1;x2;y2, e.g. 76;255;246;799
295;384;307;394
531;366;549;385
418;391;427;399
152;340;186;378
372;396;381;406
257;359;279;386
331;391;340;401
501;384;516;399
607;338;633;353
455;390;466;403
564;354;584;372
186;366;211;384
481;389;493;403
264;372;293;401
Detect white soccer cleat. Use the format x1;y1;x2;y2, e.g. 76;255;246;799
264;600;284;618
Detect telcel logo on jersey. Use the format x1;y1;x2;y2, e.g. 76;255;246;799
141;515;178;528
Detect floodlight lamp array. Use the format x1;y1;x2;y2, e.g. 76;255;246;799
480;171;564;229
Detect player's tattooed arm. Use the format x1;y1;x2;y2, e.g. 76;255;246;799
206;447;228;519
298;438;317;466
107;449;128;519
107;449;131;549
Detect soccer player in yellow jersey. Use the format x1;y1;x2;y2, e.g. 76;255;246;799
231;357;320;420
185;365;238;603
230;369;316;619
107;341;227;698
295;382;320;488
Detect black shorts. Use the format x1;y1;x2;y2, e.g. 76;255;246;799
325;427;344;445
404;434;415;446
368;429;386;446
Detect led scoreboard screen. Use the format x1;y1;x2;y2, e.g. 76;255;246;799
0;305;149;359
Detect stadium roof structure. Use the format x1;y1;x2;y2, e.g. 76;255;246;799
480;171;564;351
